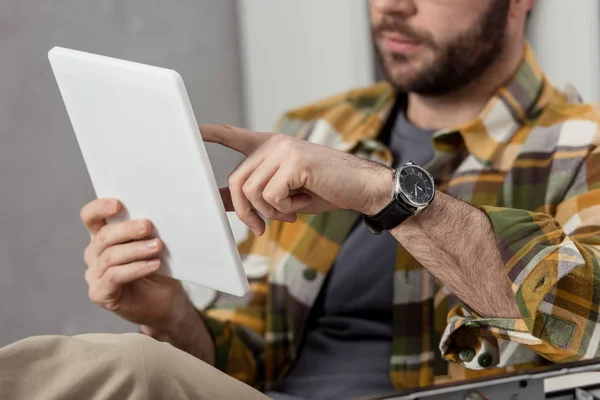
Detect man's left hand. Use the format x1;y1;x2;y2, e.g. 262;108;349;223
200;124;394;236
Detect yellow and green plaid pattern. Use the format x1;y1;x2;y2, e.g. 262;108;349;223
200;44;600;391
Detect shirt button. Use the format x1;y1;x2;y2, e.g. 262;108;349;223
303;268;317;281
465;321;480;328
458;348;475;363
478;352;493;368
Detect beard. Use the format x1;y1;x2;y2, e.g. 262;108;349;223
373;0;511;96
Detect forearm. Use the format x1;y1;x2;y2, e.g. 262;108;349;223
141;301;215;365
389;191;519;318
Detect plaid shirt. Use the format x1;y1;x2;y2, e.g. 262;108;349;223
200;44;600;391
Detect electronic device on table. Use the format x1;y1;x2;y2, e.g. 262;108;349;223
361;359;600;400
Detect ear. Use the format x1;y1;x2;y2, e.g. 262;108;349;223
510;0;535;19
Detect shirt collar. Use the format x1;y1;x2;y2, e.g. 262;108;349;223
431;43;550;161
490;42;548;123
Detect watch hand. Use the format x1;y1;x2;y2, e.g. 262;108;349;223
417;185;424;192
413;185;418;196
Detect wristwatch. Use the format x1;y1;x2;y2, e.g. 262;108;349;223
364;161;436;235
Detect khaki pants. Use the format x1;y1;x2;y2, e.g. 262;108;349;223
0;333;270;400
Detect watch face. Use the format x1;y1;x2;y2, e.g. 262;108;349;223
397;165;435;206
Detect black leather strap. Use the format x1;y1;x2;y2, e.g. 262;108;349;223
364;196;416;235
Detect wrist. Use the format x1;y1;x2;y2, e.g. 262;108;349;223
141;301;215;365
361;167;395;216
389;190;443;235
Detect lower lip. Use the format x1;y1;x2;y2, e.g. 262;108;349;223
384;37;421;54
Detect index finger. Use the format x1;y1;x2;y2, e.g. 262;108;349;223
80;199;122;236
199;124;269;156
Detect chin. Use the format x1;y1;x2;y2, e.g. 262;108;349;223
384;64;420;88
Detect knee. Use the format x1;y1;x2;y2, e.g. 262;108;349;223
78;333;228;398
115;332;163;351
111;333;200;376
101;333;173;371
0;334;167;400
71;332;161;357
83;333;177;394
66;333;171;376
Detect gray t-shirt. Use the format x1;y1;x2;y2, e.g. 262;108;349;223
267;112;436;400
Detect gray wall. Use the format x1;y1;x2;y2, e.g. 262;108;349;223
0;0;245;346
527;0;600;102
238;1;374;132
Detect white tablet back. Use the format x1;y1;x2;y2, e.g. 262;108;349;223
48;46;249;297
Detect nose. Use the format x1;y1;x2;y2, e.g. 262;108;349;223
372;0;417;15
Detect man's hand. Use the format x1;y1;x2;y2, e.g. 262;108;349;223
201;124;394;236
81;199;215;364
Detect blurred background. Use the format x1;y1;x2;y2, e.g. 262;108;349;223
0;0;598;347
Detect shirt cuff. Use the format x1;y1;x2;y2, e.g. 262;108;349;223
440;305;545;370
440;305;500;370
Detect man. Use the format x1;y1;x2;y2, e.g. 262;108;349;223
1;0;600;399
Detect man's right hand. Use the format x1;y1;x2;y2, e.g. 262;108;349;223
80;198;215;364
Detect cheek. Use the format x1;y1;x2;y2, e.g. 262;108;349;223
369;6;383;30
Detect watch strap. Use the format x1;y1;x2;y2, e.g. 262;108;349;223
364;197;416;235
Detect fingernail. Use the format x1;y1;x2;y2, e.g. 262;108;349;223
147;239;159;250
105;200;117;213
136;220;148;233
147;259;160;268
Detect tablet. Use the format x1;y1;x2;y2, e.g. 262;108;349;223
48;46;249;297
